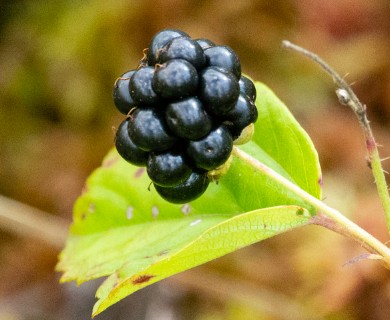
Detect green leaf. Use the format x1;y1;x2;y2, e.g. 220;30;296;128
252;82;321;198
57;82;322;317
92;206;310;315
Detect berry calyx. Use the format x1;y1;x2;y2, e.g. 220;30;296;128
233;123;255;145
207;154;233;182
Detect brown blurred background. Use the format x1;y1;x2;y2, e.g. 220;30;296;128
1;0;390;319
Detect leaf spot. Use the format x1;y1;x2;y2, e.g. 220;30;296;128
158;249;169;256
152;206;159;218
103;157;118;168
111;272;119;289
144;250;169;259
181;204;191;215
126;206;134;219
318;175;323;187
88;203;95;213
134;168;145;178
132;274;155;285
190;219;202;227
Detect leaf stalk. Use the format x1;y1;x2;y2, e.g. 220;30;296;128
233;147;390;268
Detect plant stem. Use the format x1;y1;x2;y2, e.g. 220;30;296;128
0;195;68;249
282;40;390;233
233;147;390;268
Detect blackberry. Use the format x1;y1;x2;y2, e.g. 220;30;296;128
147;149;192;187
158;37;206;70
165;97;212;140
153;59;198;99
115;119;149;166
198;66;239;115
187;125;233;171
113;70;137;115
154;171;209;204
204;45;241;79
239;75;257;101
222;94;258;139
148;29;189;66
128;107;178;152
129;67;159;105
112;29;258;203
195;38;215;50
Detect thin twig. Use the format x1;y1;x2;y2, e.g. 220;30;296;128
0;195;69;249
282;40;390;233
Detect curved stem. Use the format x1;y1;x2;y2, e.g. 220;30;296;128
282;40;390;233
233;147;390;268
0;195;68;248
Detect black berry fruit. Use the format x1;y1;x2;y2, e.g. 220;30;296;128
113;29;258;204
199;67;240;115
113;70;137;115
187;125;233;171
153;59;198;99
154;171;209;204
165;97;212;140
147;149;192;187
222;94;258;139
158;37;206;70
195;38;215;50
129;67;159;105
239;75;257;101
204;45;241;79
128;107;178;152
148;29;189;66
115;119;149;166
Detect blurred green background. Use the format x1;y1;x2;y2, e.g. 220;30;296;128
1;0;390;319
